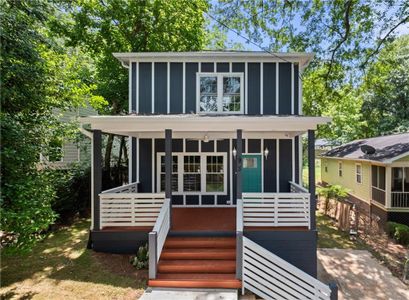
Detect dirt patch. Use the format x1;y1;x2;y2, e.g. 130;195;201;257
92;251;148;284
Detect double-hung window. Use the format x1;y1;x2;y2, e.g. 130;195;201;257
356;164;362;184
338;162;343;177
198;73;243;113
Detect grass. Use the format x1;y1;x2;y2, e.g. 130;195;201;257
302;159;321;187
317;212;367;249
0;220;146;300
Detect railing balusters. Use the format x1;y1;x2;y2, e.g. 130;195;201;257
391;192;409;208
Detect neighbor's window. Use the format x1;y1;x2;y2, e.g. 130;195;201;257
371;165;386;190
324;164;328;173
40;138;63;162
392;167;409;192
338;162;343;177
206;156;224;192
160;156;178;192
356;164;362;184
198;73;243;113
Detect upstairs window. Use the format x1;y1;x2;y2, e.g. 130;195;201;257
198;73;243;114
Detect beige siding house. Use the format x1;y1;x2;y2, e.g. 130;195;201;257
40;104;98;168
321;133;409;226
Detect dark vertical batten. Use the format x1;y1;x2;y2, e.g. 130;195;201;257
139;139;152;192
279;139;292;192
263;63;276;114
154;62;167;113
308;130;316;230
165;130;172;200
93;130;102;230
294;136;300;184
264;139;277;192
185;63;198;113
170;63;183;113
201;62;214;72
279;63;292;114
294;64;299;114
131;137;137;182
139;63;152;113
248;139;261;153
248;63;261;114
217;62;229;72
131;62;137;112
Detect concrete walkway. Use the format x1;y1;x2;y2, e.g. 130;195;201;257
318;249;409;300
139;288;238;300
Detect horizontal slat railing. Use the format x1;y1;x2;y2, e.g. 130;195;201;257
99;193;165;227
242;193;310;228
243;236;331;300
149;198;171;279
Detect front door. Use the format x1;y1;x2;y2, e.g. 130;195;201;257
242;154;262;192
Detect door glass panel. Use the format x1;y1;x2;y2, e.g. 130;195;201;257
243;157;257;168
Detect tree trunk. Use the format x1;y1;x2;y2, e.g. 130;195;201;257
104;134;114;171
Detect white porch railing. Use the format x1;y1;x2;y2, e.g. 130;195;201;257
391;192;409;208
149;198;171;279
99;192;165;227
242;236;331;300
242;193;310;228
100;182;138;194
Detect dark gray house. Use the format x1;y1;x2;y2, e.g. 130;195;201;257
81;51;335;298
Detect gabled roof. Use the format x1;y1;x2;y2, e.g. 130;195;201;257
322;132;409;163
113;51;314;69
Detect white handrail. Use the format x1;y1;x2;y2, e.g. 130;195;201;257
149;198;171;279
100;182;139;194
242;236;331;300
290;181;309;193
237;199;243;232
153;198;171;262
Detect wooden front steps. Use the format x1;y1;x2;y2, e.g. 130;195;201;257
148;237;241;289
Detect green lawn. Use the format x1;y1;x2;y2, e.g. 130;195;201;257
1;220;146;300
317;212;367;249
302;159;321;188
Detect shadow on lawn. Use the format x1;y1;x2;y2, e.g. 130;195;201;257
1;219;146;290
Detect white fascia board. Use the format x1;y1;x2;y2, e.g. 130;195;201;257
113;52;314;67
80;115;331;134
320;155;389;165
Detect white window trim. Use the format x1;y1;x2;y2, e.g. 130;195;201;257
338;161;343;177
355;163;362;184
196;72;244;114
156;152;228;195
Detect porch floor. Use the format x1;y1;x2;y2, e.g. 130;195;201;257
101;207;308;232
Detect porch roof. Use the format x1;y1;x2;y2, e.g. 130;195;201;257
80;114;331;138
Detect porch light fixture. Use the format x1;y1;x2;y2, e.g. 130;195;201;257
264;147;269;160
203;134;209;143
232;147;237;159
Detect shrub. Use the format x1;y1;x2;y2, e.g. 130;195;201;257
387;222;409;246
130;244;149;270
317;184;349;214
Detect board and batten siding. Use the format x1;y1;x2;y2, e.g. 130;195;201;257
129;61;301;115
135;137;297;205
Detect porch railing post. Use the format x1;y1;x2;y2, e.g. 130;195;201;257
236;129;243;200
165;129;172;227
308;130;316;230
148;231;158;279
92;129;102;231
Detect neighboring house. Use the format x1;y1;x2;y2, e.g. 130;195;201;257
81;51;336;299
40;105;97;169
315;138;339;157
321;133;409;226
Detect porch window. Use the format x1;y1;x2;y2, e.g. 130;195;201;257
392;167;409;192
183;156;201;192
371;165;385;190
356;164;362;184
198;73;243;113
206;156;224;192
159;156;178;192
338;162;343;177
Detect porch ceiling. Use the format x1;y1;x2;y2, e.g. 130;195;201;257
80;115;331;138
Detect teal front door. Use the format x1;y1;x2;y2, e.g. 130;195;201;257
242;154;262;192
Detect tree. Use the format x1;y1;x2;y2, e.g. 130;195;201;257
53;0;210;173
0;0;104;250
360;35;409;137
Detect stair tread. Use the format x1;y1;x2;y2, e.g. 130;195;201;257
166;237;235;242
162;248;235;253
159;259;236;265
148;279;242;289
156;273;238;280
165;237;236;249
